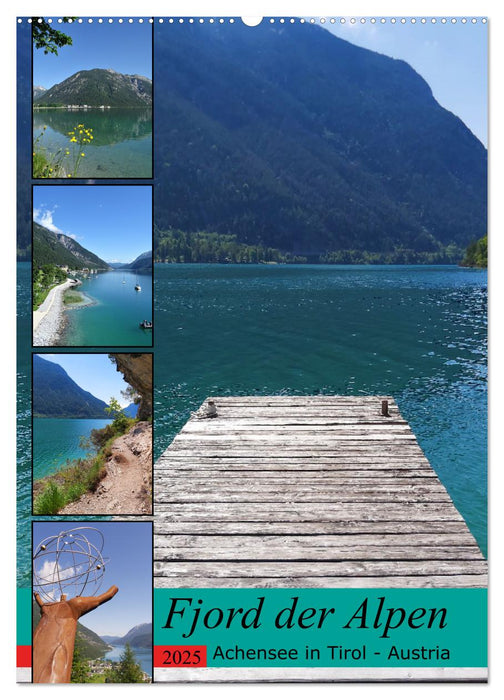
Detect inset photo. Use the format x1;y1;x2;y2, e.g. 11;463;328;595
32;521;153;683
32;185;153;347
32;353;153;516
32;18;152;179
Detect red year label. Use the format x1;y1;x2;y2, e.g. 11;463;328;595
154;645;207;667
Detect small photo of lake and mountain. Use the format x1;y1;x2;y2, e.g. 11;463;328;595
32;18;152;179
32;353;153;516
32;185;153;347
32;521;153;683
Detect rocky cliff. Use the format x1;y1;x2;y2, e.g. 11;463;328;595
110;354;153;421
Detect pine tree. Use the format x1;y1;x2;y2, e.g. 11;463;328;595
108;643;144;683
71;641;90;683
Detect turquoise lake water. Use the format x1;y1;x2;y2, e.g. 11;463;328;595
62;269;153;347
17;262;487;584
33;417;111;480
104;646;152;676
33;108;152;178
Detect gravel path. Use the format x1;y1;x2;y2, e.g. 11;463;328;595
59;422;153;515
33;280;73;346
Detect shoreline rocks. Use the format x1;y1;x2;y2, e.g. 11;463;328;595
33;280;72;347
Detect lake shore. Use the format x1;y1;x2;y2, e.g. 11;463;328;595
33;280;73;346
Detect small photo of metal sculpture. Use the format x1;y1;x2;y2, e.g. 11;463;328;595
32;521;152;683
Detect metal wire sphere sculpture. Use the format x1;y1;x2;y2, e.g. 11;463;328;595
33;527;108;603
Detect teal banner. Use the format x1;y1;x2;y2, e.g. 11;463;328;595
154;588;487;668
17;588;32;646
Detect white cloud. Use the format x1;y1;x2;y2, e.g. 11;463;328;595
33;207;63;234
33;207;82;240
36;556;85;601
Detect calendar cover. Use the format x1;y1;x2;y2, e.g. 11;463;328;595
16;14;487;683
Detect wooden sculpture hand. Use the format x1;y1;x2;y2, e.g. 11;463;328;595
33;586;119;684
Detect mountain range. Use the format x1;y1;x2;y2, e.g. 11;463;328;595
101;622;152;648
153;21;487;261
33;85;46;100
33;354;108;418
121;250;152;271
34;68;152;108
123;402;139;418
33;221;110;270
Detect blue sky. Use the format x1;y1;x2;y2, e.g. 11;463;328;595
33;522;152;636
324;18;488;146
33;185;152;263
37;353;132;407
33;19;152;88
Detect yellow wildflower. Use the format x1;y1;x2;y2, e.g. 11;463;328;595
80;153;85;157
70;137;77;142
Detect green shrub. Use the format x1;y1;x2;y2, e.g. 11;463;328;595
34;482;65;515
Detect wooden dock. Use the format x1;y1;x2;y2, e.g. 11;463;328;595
154;396;487;589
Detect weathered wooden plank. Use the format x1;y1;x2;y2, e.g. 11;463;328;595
153;502;464;521
154;560;487;576
158;493;451;504
169;446;426;458
155;533;479;548
155;470;438;480
185;416;408;424
203;410;405;415
154;520;472;536
155;545;482;561
183;408;402;417
182;423;412;432
157;482;448;494
153;574;488;589
157;459;433;469
173;434;418;443
167;448;426;456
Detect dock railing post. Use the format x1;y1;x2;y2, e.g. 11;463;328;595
381;399;389;417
